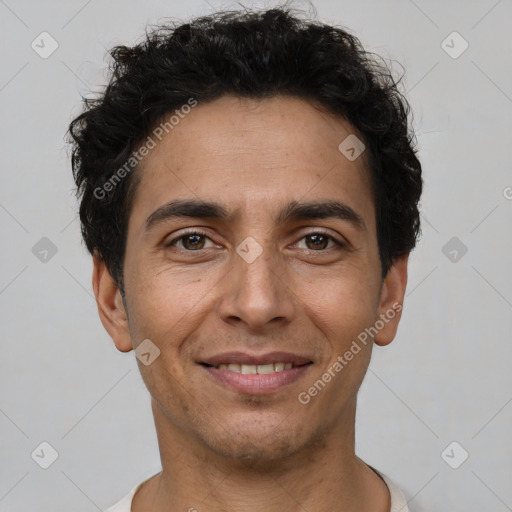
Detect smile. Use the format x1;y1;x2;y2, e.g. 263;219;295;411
199;357;313;394
204;362;302;373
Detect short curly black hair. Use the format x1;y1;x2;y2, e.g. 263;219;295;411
67;5;422;295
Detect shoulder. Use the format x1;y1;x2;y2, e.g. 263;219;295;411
103;478;148;512
369;466;410;512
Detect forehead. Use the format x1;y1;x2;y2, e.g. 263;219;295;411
128;94;375;231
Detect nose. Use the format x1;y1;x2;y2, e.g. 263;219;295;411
217;241;296;333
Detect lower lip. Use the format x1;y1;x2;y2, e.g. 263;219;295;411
200;364;312;394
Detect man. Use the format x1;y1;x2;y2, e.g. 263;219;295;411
67;6;422;511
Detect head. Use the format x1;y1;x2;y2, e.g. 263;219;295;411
67;7;422;463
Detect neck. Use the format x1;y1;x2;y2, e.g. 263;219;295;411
132;398;390;512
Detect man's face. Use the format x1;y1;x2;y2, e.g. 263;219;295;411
97;95;406;462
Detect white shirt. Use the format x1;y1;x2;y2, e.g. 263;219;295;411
104;466;409;512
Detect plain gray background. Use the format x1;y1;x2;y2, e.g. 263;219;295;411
1;0;511;510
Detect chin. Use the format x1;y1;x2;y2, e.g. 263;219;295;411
208;436;300;464
198;413;317;464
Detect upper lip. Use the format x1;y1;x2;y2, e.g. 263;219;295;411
200;351;313;367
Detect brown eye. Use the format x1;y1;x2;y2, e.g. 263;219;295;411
305;233;329;250
166;230;214;251
180;233;206;250
297;232;342;251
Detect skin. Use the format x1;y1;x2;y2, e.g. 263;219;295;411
93;94;408;512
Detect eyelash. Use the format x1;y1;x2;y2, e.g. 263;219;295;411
165;229;345;252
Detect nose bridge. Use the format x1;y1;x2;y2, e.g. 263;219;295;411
238;237;278;291
218;233;295;329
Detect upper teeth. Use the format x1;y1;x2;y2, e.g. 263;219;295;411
216;363;293;374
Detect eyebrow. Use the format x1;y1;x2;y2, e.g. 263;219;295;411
145;198;366;232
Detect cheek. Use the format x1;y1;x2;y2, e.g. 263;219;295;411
299;266;379;329
303;279;376;394
125;260;211;338
296;278;380;389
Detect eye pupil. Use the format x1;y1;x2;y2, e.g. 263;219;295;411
183;234;205;250
306;234;329;250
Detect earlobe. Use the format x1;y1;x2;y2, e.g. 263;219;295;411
373;254;409;347
92;254;133;353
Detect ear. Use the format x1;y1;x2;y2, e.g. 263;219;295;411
92;253;133;352
373;253;409;347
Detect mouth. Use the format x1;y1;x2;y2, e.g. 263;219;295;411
200;361;310;374
198;352;314;394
